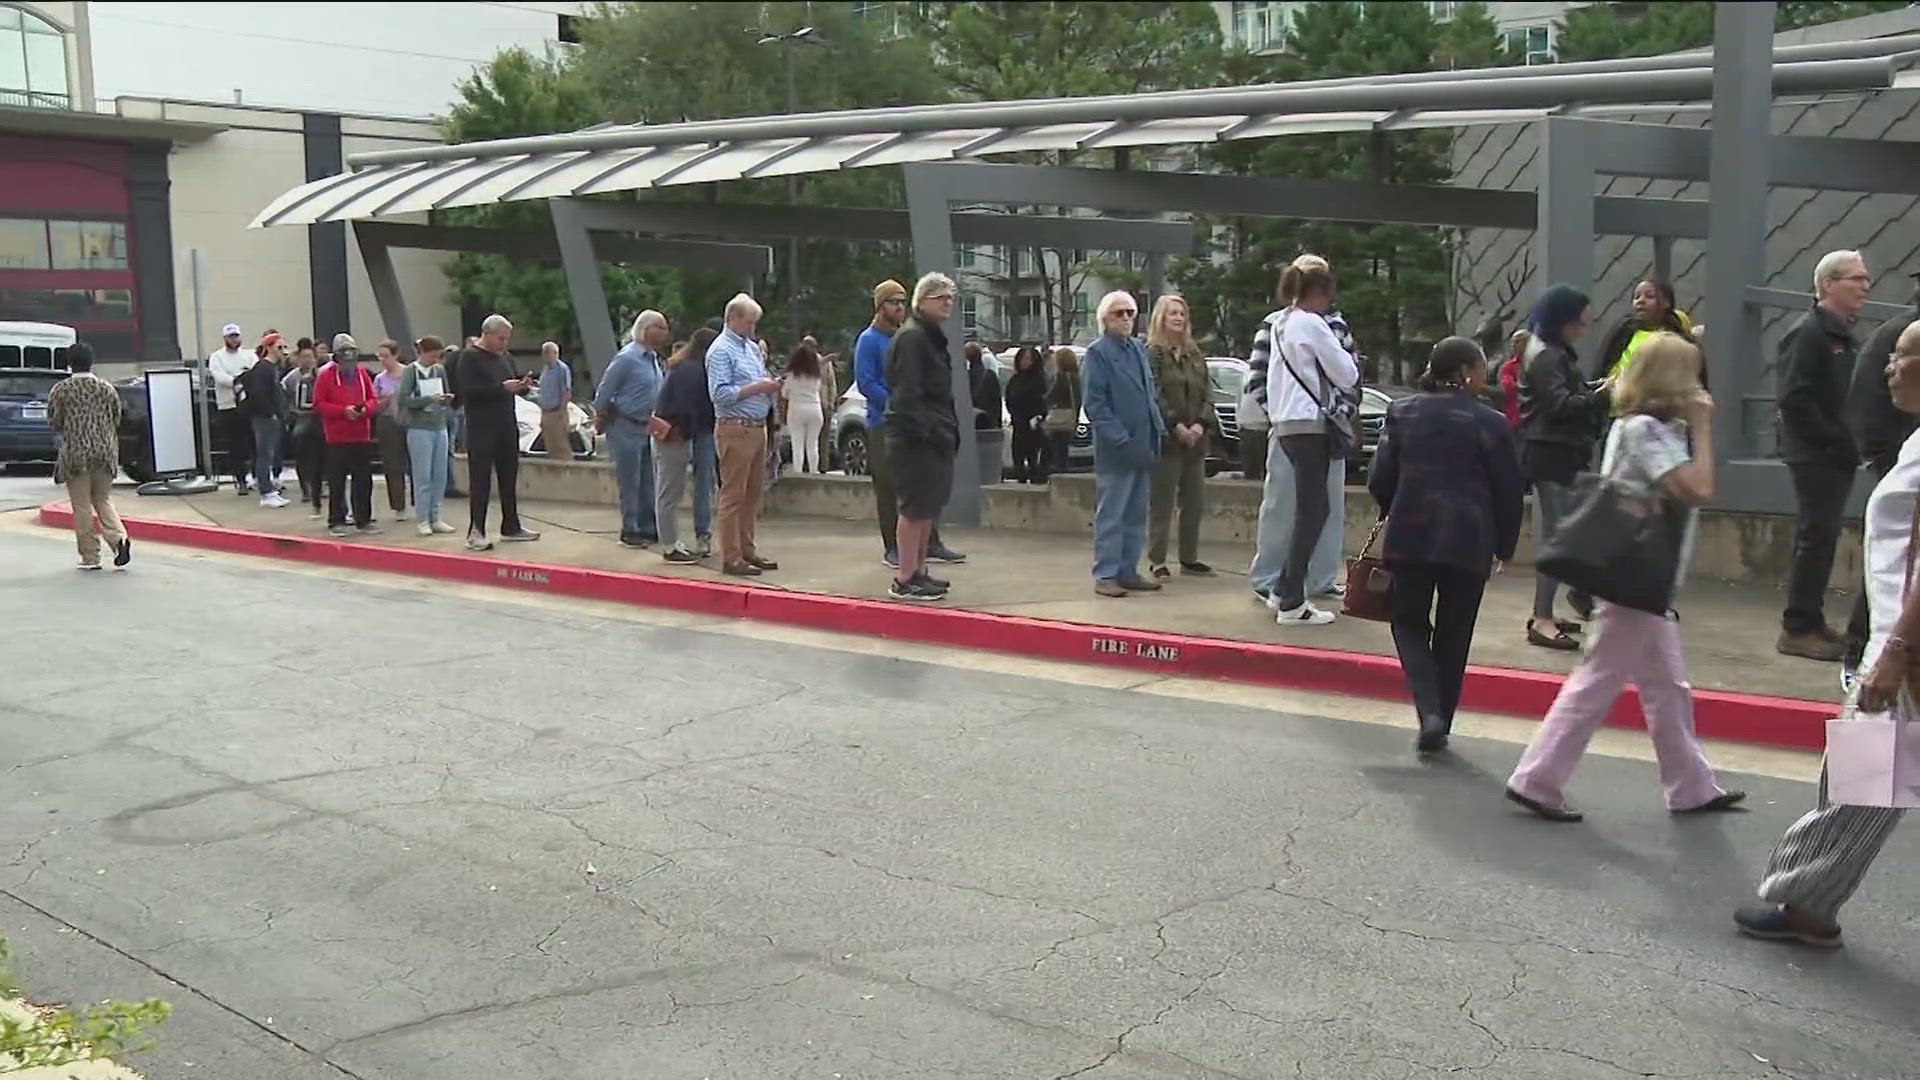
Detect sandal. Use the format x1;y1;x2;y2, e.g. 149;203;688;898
1555;619;1583;635
1527;619;1580;651
1673;790;1748;814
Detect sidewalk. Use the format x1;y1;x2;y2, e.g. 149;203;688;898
85;479;1845;709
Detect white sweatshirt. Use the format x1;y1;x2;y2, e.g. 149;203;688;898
207;347;255;411
1266;307;1358;436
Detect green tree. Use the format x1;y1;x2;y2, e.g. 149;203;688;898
1;935;169;1073
1557;1;1911;61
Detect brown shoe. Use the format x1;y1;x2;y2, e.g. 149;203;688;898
745;555;779;571
722;562;763;577
1778;631;1844;662
1094;579;1129;598
1117;575;1163;592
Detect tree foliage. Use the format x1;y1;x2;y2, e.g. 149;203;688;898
1557;1;1911;61
0;935;169;1073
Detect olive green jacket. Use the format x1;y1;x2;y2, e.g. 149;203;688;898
1148;342;1216;435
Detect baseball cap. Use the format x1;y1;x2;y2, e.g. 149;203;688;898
332;332;358;353
873;279;907;306
221;323;241;337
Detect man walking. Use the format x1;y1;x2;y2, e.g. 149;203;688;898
595;312;668;548
651;328;717;564
707;294;782;577
1777;249;1870;661
1840;271;1920;688
537;341;573;462
47;341;130;571
456;314;540;550
208;322;256;494
237;340;291;509
1084;291;1164;598
313;334;379;537
854;279;965;570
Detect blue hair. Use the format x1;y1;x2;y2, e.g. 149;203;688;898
1526;284;1590;346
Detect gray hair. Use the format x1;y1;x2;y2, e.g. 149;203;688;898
911;272;956;309
724;293;762;323
540;340;560;356
1097;290;1138;322
481;313;512;335
1813;249;1865;295
630;310;666;343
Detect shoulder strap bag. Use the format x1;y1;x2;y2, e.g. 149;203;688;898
1534;421;1688;615
1342;517;1394;622
1279;329;1359;460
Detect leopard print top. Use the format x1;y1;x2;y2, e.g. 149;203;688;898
47;372;122;475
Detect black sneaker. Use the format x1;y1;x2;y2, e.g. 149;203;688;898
356;523;381;535
910;570;950;591
113;537;131;568
663;548;700;564
327;524;351;538
889;579;945;602
500;528;541;543
1733;901;1842;948
926;543;967;564
620;533;650;549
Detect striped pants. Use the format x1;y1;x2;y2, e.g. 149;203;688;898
1757;769;1903;919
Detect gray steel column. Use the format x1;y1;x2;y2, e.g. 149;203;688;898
1534;116;1595;298
903;164;982;524
1652;235;1674;286
1145;252;1166;313
1704;3;1774;473
549;198;621;382
353;223;414;361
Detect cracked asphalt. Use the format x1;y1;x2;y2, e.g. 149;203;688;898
1;524;1917;1080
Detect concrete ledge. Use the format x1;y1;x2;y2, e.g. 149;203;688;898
41;500;1833;752
490;456;1856;590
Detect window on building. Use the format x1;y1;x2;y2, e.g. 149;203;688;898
1427;1;1461;22
0;6;69;109
1503;24;1555;65
960;295;978;337
954;245;976;269
1228;2;1295;54
556;13;581;44
1015;248;1036;278
0;218;126;270
0;217;51;269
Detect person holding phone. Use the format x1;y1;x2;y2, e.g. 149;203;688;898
456;314;541;550
312;333;380;536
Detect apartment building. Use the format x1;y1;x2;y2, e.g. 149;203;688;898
1214;1;1585;63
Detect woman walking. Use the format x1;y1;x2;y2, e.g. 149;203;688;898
1146;294;1217;579
1518;285;1607;651
1005;345;1050;483
1043;347;1082;476
373;339;412;516
1369;338;1525;752
1505;333;1745;821
398;336;456;536
781;343;825;474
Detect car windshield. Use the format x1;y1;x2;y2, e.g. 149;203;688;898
0;373;62;398
1208;366;1244;397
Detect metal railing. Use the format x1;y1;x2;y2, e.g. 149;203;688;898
0;87;70;110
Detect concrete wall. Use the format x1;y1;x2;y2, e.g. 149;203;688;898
480;456;1856;591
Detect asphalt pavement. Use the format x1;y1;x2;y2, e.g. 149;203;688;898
0;520;1916;1080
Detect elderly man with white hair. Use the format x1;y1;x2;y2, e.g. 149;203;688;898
595;310;670;548
535;341;573;463
881;272;963;601
1776;249;1872;661
707;293;784;576
455;313;541;550
1083;289;1165;598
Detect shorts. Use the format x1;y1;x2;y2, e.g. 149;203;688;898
888;433;954;521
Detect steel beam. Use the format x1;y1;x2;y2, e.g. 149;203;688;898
1746;285;1908;323
353;223;414;361
902;165;982;525
1653;235;1674;284
1705;4;1774;465
1569;116;1920;195
549;199;621;381
1536;116;1595;296
351;221;772;276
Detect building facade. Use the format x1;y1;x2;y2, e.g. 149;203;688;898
1213;1;1584;62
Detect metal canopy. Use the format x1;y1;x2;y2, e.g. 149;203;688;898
251;42;1920;230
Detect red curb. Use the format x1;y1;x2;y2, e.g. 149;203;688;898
40;501;1833;751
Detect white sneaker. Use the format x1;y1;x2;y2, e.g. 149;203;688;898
1275;602;1336;627
430;520;456;534
466;531;494;551
261;493;290;508
1263;590;1282;613
417;522;435;537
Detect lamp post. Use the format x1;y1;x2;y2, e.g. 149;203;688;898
756;25;826;342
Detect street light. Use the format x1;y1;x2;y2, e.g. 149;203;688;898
754;25;827;342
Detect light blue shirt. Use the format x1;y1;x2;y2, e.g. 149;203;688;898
537;359;571;411
706;328;771;422
593;342;663;429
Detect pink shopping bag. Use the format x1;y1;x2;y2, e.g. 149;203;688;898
1825;708;1920;809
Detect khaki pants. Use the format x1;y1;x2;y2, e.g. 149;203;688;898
715;422;767;566
1148;439;1206;566
66;468;125;565
541;408;572;461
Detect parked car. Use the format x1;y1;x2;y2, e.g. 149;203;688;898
1205;358;1246;477
1353;384;1415;479
513;395;594;457
0;367;65;469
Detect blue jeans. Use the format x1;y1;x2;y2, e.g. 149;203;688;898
1092;464;1153;582
408;425;450;524
608;422;657;539
1248;430;1344;596
250;416;282;497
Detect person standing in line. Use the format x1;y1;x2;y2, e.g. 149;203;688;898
1085;290;1164;598
208;323;257;495
443;336;466;500
398;335;456;537
964;342;1003;477
709;294;782;577
282;339;324;518
1839;272;1920;689
1517;284;1607;651
1146;294;1217;580
781;343;826;473
457;314;541;550
1591;279;1695;384
313;334;380;537
1043;347;1081;477
236;341;291;509
1267;261;1358;626
596;313;668;549
652;328;719;564
372;340;412;516
46;341;130;571
855;279;965;569
537;341;574;462
1735;321;1920;948
1369;337;1525;753
1505;333;1745;821
883;273;962;602
259;332;291;479
1777;250;1872;662
1005;345;1050;483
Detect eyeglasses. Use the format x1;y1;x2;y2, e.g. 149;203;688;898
1109;309;1137;317
927;293;955;302
1839;273;1874;284
881;298;906;306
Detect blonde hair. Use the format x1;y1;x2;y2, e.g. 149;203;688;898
911;272;956;310
1147;294;1197;355
1613;332;1702;419
1279;254;1333;305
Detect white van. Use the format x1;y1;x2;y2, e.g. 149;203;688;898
0;321;76;369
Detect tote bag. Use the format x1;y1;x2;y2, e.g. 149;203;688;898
1827;497;1920;808
1534;422;1687;615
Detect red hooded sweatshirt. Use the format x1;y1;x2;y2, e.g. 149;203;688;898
313;361;377;444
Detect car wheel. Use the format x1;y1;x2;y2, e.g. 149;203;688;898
122;460;155;484
839;429;869;476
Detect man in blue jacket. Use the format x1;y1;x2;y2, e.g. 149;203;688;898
595;311;669;549
1084;290;1164;597
855;279;963;569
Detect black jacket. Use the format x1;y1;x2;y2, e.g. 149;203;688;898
1847;309;1917;472
237;360;284;419
968;357;1003;431
1776;305;1861;470
883;317;959;451
455;345;517;422
654;356;715;440
1519;338;1607;449
1006;367;1048;427
1368;390;1526;576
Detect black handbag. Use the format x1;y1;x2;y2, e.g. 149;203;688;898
1343;518;1393;622
1535;470;1687;615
